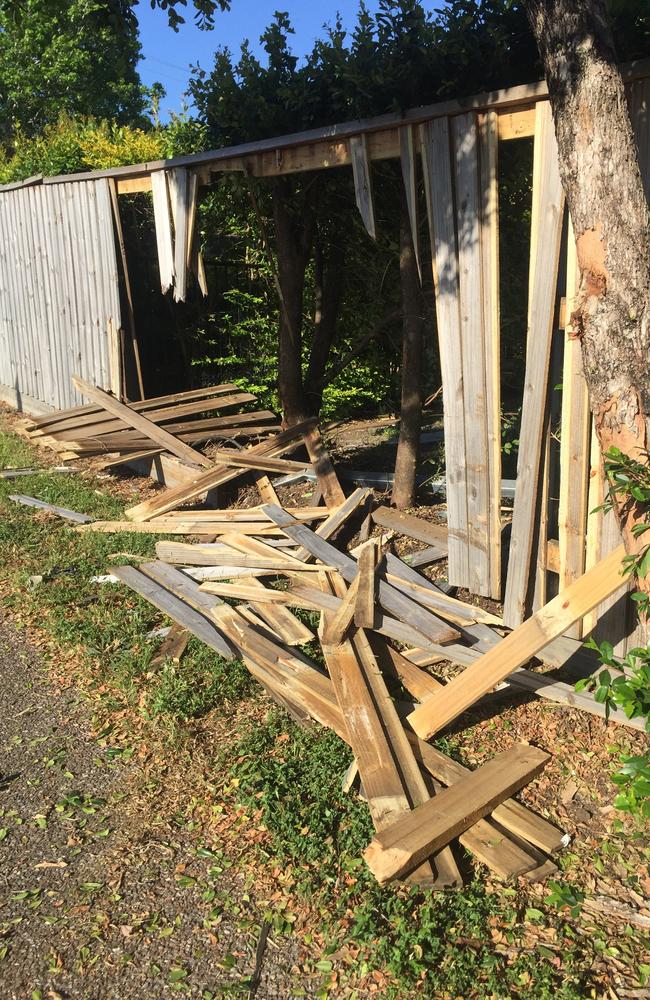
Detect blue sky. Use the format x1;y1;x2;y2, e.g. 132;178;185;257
136;1;383;118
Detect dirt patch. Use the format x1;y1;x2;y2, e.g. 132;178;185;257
0;614;329;999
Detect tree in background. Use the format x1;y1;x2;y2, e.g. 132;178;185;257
0;0;150;146
190;12;358;425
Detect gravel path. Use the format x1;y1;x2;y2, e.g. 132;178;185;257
0;615;316;999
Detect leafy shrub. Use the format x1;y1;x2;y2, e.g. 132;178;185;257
576;446;650;819
0;114;167;183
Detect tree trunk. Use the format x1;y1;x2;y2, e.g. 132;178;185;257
271;179;316;426
304;240;345;415
392;197;425;510
522;0;650;567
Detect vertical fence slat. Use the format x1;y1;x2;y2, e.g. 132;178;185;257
503;102;565;628
420;116;470;588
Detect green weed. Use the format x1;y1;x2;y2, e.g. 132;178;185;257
146;639;253;721
230;711;593;999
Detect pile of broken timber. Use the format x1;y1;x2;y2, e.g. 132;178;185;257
101;469;638;887
23;378;281;466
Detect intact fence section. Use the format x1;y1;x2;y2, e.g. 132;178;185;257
0;178;121;412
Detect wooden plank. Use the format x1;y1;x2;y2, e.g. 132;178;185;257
113;564;234;659
125;419;316;521
406;735;564;856
286;581;449;649
105;451;206;488
408;544;627;740
497;106;536;140
8;494;92;523
150;171;175;294
363;744;550;884
157;540;331;571
291;488;371;563
212;604;342;728
594;500;630;655
261;504;460;645
71;375;212;469
503;102;565;627
546;539;560;574
370;506;448;555
212;598;560;879
320;576;360;645
199;582;294;602
207;451;309;475
351;629;461;887
420;117;469;586
31;383;241;430
254;472;281;505
349;134;376;239
583;423;603;634
137;560;227;618
453;112;490;595
215;532;310;569
38;392;259;440
533;404;552;611
106;317;122;399
354;540;378;628
161;507;329;521
558;223;589;630
383;551;502;625
403;546;446;569
78;520;300;535
478;109;502;599
108;178;143;399
239;578;313;646
320;597;457;887
399;125;421;280
371;640;444;702
150;623;189;666
302;425;346;510
315;487;369;541
117;175;152;195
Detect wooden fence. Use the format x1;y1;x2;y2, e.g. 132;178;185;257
0;178;121;412
0;65;649;649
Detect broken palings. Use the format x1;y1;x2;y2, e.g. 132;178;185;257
22;383;634;886
110;491;630;887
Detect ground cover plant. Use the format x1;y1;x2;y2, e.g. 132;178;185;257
0;419;648;998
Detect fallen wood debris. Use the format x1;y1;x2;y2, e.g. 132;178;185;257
18;374;638;891
0;466;74;479
106;475;634;888
151;623;190;667
8;494;92;523
21;380;281;468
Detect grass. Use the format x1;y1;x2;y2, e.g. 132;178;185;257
229;711;600;999
1;423;648;999
0;425;254;727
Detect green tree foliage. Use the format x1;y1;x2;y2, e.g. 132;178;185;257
0;0;150;146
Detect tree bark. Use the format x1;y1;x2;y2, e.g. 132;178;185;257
522;0;650;566
304;239;345;415
392;196;425;510
272;178;316;426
